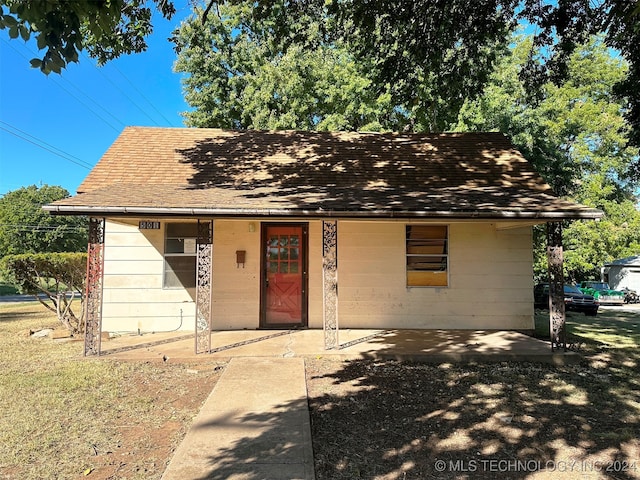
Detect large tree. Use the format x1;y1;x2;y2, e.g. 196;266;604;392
0;185;87;257
172;3;406;131
173;0;514;131
5;1;640;142
176;0;640;142
456;34;640;282
457;35;638;194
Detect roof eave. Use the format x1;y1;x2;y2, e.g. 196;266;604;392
42;204;604;221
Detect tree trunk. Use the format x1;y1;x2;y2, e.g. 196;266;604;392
547;222;566;351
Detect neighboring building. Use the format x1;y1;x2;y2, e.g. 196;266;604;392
45;127;602;353
603;256;640;292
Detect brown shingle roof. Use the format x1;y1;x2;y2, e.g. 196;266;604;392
48;127;602;219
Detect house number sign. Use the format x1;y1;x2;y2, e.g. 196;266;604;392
139;221;160;229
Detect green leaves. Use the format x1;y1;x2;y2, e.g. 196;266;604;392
0;252;87;333
0;252;87;296
455;34;639;283
0;185;88;258
1;0;175;73
173;3;404;131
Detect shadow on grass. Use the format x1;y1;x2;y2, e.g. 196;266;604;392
0;302;54;324
307;351;640;479
534;308;640;349
304;310;640;479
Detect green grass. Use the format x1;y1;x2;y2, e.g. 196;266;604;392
0;272;71;296
0;273;19;295
534;306;640;348
0;304;142;478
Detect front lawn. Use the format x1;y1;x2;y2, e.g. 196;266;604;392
534;306;640;349
0;302;223;480
2;302;638;480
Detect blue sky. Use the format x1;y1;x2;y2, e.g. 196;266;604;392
0;2;194;197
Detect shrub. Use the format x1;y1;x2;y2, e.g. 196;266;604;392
0;253;87;334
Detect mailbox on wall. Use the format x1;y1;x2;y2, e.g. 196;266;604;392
236;250;246;268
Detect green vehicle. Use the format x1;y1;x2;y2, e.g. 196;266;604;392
579;282;625;305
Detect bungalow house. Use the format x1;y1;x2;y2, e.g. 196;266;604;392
45;127;602;355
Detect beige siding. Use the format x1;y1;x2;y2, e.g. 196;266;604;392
210;220;323;329
210;220;261;329
334;221;534;330
100;218;534;333
101;219;195;333
307;221;324;328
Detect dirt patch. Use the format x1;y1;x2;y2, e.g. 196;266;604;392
76;362;223;480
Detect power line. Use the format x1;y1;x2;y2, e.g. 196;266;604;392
47;76;124;132
1;38;123;133
81;52;166;127
113;63;178;126
0;124;92;171
0;223;87;232
0;121;94;169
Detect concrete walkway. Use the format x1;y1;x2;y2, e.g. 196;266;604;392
161;357;315;480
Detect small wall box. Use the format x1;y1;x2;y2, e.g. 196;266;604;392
236;250;246;267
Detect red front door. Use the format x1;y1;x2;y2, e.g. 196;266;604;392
261;224;307;328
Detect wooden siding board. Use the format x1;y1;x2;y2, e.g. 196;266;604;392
210;220;261;329
100;218;534;332
336;221;534;330
101;219;195;332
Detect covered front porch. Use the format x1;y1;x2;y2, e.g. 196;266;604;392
81;218;575;357
96;328;579;364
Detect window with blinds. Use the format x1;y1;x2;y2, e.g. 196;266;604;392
164;223;198;289
406;225;448;287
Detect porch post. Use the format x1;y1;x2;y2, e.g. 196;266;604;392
84;217;105;356
547;221;566;351
322;220;338;349
195;219;213;354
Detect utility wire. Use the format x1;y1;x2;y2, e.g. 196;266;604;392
113;63;178;126
0;121;94;169
2;38;123;133
81;51;173;127
0;223;87;232
0;125;92;171
45;78;123;132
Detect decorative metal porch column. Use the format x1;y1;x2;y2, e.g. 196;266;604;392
322;220;338;349
547;222;566;351
84;217;105;356
195;219;213;354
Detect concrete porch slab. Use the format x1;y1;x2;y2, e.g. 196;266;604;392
99;329;578;365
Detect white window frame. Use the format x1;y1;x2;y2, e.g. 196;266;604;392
163;223;198;289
